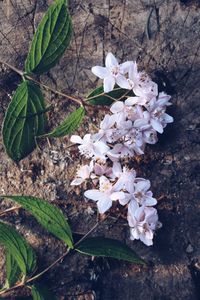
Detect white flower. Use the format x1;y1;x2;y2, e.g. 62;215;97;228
131;179;157;206
84;175;125;214
70;134;109;160
127;62;158;102
71;161;94;185
112;162;136;194
93;163;113;177
91;52;131;93
107;143;133;161
127;201;158;246
94;114;116;143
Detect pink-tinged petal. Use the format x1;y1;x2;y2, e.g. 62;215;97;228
97;198;112;214
163;113;173;123
112;162;122;176
84;190;103;201
104;76;115;93
99;175;111;189
83;134;91;143
136;179;150;192
71;178;84;186
145;196;157;206
118;192;131;205
130;228;140;240
134;119;149;129
110;191;126;201
105;52;118;68
120;61;134;74
128;200;139;216
91;66;109;79
127;215;136;228
100;115;111;129
110;101;124;113
94;141;109;154
128;61;138;80
140;232;153;246
116;74;130;89
70;135;83;144
125;97;140;106
135;206;145;221
126;181;135;194
151;119;163;133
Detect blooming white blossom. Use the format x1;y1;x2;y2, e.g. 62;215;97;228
127;201;159;246
71;161;94;186
130;179;157;206
112;162;136;193
84;176;125;214
92;52;131;93
127;62;158;102
70;134;109;160
71;52;173;247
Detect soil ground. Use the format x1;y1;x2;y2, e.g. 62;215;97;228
0;0;200;299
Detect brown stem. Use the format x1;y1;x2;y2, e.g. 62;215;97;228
0;59;24;76
25;74;84;106
0;59;84;107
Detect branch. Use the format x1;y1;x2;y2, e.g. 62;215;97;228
0;214;109;297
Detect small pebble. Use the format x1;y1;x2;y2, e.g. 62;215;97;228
186;244;194;253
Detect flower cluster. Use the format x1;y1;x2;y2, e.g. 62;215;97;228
70;53;173;246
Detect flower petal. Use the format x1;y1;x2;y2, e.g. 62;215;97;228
136;179;150;192
91;66;110;79
97;198;112;214
116;74;130;89
120;61;134;74
70;135;83;144
84;190;103;201
125;97;140;106
110;101;124;113
105;52;118;68
104;76;115;93
151;119;163;133
145;196;157;206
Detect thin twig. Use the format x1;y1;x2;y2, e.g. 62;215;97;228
0;59;24;76
0;59;84;107
0;214;109;297
0;206;21;217
25;74;83;106
0;59;110;109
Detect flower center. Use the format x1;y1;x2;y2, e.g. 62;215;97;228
111;66;119;76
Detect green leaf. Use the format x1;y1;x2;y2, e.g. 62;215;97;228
25;0;72;74
31;284;56;300
4;252;21;288
0;221;36;275
87;86;135;106
2;80;47;162
76;237;145;264
45;106;85;138
4;196;73;249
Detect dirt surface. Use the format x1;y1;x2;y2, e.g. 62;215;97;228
0;0;200;299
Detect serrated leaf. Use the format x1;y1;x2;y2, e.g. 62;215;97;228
25;0;72;74
31;284;56;300
76;237;145;264
0;221;36;275
45;106;85;138
4;252;21;288
2;80;47;162
87;85;135;106
4;196;73;249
